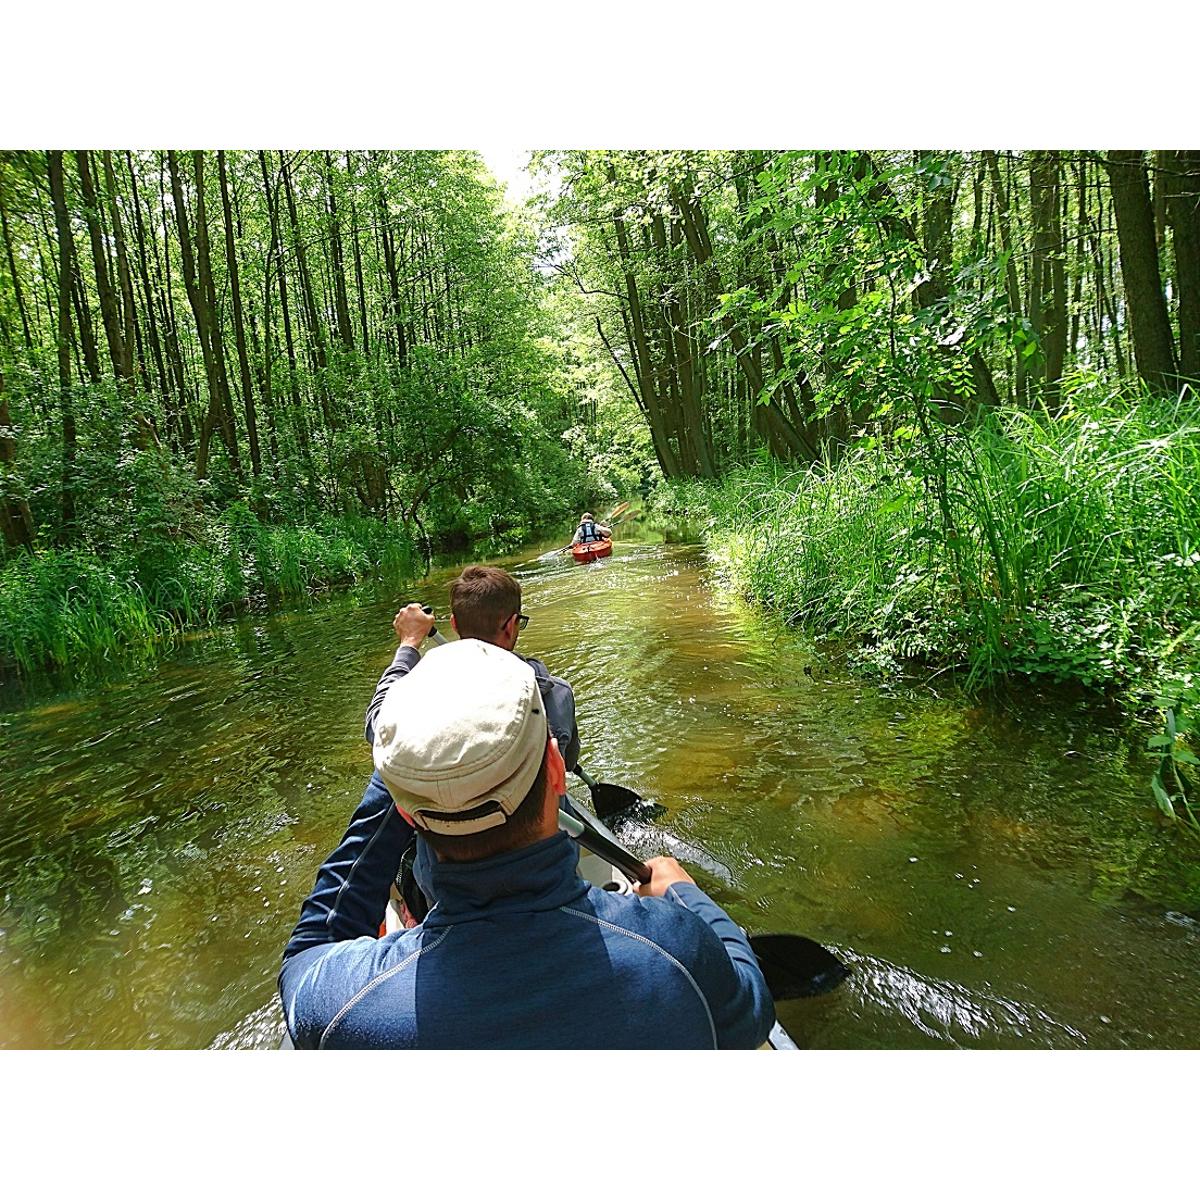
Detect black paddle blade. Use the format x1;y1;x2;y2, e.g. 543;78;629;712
590;781;650;820
749;934;850;1001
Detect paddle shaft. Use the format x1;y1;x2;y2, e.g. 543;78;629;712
558;809;651;884
574;764;600;791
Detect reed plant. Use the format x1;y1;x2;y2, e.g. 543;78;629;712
655;376;1200;715
0;510;419;675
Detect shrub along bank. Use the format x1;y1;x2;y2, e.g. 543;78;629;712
653;379;1200;720
0;506;419;675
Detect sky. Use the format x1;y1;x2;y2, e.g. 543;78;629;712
479;149;539;204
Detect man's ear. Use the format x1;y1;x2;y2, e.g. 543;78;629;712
450;614;459;635
545;736;567;799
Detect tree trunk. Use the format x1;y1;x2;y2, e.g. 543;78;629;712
1106;150;1178;390
324;152;355;352
1166;150;1200;380
984;153;1023;329
167;150;234;479
605;163;685;477
100;152;138;385
1075;162;1094;362
652;210;716;476
191;152;240;474
124;152;172;412
348;153;371;357
259;152;310;463
282;154;332;428
0;368;37;549
47;151;77;532
1029;151;1067;406
154;153;193;447
0;174;34;353
372;151;407;366
218;151;261;477
75;150;129;385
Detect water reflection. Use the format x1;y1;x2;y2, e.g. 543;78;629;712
2;538;1198;1048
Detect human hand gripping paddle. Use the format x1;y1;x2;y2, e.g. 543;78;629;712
557;800;849;1001
397;601;448;646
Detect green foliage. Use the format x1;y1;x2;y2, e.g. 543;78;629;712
0;548;168;673
0;150;619;673
0;503;418;673
1148;706;1199;832
653;379;1200;716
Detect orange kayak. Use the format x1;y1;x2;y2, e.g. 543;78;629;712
571;538;612;564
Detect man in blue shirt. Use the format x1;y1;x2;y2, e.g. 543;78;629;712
279;639;776;1049
359;565;581;918
365;565;580;769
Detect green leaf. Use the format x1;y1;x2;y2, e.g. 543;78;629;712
1151;774;1176;818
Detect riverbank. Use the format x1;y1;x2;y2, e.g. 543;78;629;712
0;506;420;676
650;381;1200;721
0;497;606;679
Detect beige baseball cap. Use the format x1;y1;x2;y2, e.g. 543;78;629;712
372;639;548;835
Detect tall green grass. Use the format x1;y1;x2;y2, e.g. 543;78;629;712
0;509;418;675
655;377;1200;713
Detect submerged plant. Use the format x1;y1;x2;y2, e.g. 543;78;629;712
1148;705;1199;833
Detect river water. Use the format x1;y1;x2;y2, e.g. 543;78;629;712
2;536;1198;1049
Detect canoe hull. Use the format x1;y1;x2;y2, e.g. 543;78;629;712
571;538;612;564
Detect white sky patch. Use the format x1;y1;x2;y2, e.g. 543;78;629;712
479;149;538;204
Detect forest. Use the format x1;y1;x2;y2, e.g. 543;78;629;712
547;152;1199;712
2;151;1198;796
0;150;599;672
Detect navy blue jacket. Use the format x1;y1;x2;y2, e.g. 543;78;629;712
279;822;776;1049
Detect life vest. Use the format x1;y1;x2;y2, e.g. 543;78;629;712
580;520;597;542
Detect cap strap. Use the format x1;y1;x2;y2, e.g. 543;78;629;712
411;798;509;836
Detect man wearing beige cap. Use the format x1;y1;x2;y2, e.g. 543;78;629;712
279;639;776;1049
359;564;582;920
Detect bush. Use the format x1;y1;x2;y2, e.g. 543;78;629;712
654;379;1200;714
0;509;419;675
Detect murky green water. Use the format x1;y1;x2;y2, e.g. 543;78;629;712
2;537;1198;1048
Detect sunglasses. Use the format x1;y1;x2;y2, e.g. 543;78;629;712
512;612;530;630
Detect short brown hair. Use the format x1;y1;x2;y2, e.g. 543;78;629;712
449;565;522;639
420;751;549;863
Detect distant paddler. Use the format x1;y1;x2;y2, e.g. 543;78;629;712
571;511;612;547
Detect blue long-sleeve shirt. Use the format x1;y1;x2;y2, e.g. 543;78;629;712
280;825;776;1049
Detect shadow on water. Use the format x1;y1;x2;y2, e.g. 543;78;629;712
2;534;1199;1047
